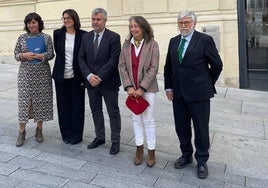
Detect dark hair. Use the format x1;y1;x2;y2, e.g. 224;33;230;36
127;16;154;43
24;12;44;33
62;9;81;30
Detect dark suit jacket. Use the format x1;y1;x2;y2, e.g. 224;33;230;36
164;31;223;102
78;28;121;90
52;27;87;84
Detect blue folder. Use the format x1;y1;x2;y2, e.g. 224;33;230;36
26;36;46;64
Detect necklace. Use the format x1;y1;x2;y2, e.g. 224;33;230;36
134;40;141;48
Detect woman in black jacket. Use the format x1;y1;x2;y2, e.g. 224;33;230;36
52;9;86;144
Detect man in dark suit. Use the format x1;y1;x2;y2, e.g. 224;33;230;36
164;10;223;179
78;8;121;155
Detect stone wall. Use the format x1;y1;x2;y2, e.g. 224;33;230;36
0;0;239;87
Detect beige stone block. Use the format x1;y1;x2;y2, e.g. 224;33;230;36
123;0;144;15
36;0;107;21
143;0;167;13
108;0;122;17
219;0;237;10
0;5;34;22
168;0;187;13
187;0;219;11
169;0;221;14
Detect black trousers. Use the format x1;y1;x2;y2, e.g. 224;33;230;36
172;98;210;165
87;87;121;143
55;78;85;142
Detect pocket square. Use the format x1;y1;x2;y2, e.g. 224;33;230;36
125;96;149;115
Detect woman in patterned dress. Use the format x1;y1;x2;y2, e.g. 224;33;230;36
14;12;55;147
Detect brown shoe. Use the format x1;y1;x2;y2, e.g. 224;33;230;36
134;145;144;165
35;128;43;143
16;130;26;147
147;149;155;167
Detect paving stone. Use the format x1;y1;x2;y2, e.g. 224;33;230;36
0;162;19;175
211;97;242;114
0;151;17;163
215;87;228;98
33;142;83;158
34;152;87;169
62;180;100;188
81;152;145;174
90;174;152;188
154;123;181;155
242;101;268;119
226;88;268;103
210;111;265;138
81;160;157;186
0;98;17;119
7;156;47;170
155;177;198;188
143;165;183;181
224;183;247;188
0;175;22;187
38;163;95;183
211;132;268;180
15;181;51;188
0;143;41;158
181;174;225;188
10;169;68;187
246;176;268;188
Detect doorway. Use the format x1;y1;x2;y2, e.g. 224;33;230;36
238;0;268;91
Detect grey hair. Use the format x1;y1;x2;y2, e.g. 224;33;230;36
92;8;107;20
177;10;197;22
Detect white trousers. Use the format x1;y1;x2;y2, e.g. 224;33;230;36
131;92;156;150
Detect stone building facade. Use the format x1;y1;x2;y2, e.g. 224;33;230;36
0;0;240;88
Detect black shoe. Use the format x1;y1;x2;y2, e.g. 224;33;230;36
197;163;208;179
87;138;105;149
174;156;193;169
110;142;120;155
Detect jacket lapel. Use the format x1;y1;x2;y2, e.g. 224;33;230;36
59;30;66;61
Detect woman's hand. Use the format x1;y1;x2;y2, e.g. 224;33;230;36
33;53;44;61
134;88;144;98
127;87;135;97
20;52;35;61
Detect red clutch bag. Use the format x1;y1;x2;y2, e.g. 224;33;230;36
125;96;150;115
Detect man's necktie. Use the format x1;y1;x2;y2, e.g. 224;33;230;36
177;38;186;63
93;33;99;58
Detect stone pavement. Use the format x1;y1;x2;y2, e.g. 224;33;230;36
0;62;268;188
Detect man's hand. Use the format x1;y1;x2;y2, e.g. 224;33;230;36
89;74;101;87
166;91;173;101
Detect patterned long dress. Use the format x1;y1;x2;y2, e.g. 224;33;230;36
14;32;55;123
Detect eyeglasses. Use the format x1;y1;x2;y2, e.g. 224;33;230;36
61;17;72;21
178;21;192;27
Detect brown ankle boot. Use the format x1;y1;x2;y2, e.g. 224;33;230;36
35;128;43;143
147;149;155;167
134;145;144;165
16;130;26;147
